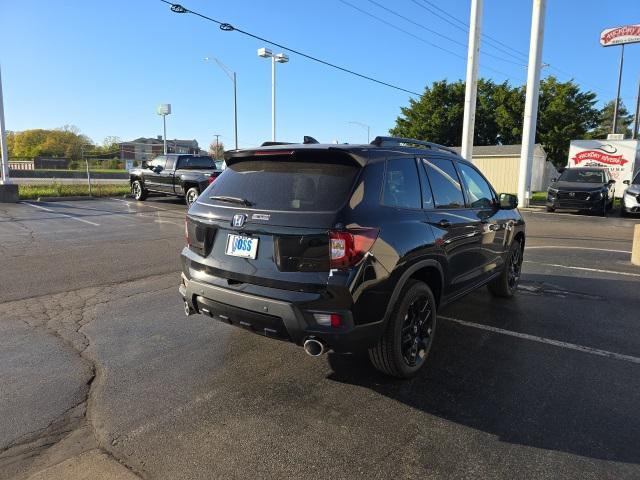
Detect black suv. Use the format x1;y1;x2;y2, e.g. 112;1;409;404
179;137;525;378
546;167;616;216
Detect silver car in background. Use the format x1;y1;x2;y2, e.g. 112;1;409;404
621;170;640;216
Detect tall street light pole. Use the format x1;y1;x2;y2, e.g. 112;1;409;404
0;65;10;186
517;0;547;209
157;104;171;154
461;0;483;162
204;57;238;150
258;48;289;142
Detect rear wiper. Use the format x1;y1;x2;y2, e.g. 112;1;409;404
209;195;253;206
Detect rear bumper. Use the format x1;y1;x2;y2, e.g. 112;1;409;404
179;273;384;353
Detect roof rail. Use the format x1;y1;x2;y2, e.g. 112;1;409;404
370;136;456;155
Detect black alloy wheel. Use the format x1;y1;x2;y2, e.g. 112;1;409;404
507;244;522;291
400;294;434;368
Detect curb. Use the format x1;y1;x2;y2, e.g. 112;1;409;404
36;196;95;202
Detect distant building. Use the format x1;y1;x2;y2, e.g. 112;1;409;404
119;136;200;160
452;144;556;194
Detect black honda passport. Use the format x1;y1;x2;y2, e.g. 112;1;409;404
179;136;525;378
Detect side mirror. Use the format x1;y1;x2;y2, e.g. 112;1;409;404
499;193;518;210
153;165;163;173
608;179;616;184
623;180;630;185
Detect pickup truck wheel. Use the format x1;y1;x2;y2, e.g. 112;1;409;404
488;240;523;298
185;187;199;207
369;280;437;379
131;180;147;201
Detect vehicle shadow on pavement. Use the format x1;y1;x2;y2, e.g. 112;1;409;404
326;274;640;464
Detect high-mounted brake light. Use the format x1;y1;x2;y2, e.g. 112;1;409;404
253;150;295;156
329;228;379;268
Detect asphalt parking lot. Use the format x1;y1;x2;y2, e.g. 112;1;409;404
1;197;639;479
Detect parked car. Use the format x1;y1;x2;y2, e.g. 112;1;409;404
546;167;615;216
179;136;526;378
620;170;640;216
129;154;223;206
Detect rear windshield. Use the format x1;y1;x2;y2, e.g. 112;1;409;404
178;156;218;169
559;169;604;183
206;159;359;211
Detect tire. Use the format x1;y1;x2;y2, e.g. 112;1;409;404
546;206;555;212
368;280;437;379
185;187;199;207
488;240;523;298
131;180;147;201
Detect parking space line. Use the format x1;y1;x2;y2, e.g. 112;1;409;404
440;315;640;365
22;202;100;226
523;260;640;278
526;246;632;254
109;198;173;211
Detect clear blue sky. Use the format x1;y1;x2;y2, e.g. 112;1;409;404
1;0;639;149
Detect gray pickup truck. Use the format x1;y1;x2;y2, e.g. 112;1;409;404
129;154;223;206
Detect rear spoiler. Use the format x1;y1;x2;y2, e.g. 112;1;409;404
224;147;368;167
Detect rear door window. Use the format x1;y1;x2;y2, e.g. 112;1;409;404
178;156;216;169
382;158;421;209
207;159;359;212
422;158;465;208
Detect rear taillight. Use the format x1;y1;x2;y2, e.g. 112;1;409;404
329;228;379;269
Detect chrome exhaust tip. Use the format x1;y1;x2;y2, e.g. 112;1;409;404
184;300;194;317
303;338;327;357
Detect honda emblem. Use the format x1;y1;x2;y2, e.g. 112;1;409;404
232;214;247;227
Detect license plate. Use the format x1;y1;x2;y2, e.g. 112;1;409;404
225;234;258;259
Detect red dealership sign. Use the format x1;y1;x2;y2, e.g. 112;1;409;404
600;24;640;47
571;150;629;166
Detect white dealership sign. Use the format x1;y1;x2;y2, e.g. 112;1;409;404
568;140;640;197
600;24;640;47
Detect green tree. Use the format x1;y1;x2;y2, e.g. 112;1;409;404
390;76;598;168
208;140;225;160
7;126;92;160
588;100;634;139
536;77;598;167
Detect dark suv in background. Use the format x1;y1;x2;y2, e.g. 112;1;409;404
546;167;616;216
179;136;525;378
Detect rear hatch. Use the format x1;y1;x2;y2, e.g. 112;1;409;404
185;149;362;291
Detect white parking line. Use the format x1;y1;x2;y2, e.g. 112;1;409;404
523;260;640;278
526;246;632;254
22;202;100;226
109;198;171;211
441;316;640;365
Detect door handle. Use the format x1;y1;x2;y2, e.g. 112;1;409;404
436;219;451;228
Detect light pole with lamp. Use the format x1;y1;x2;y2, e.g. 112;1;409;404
348;121;371;143
204;57;238;150
257;48;289;142
157;104;171;154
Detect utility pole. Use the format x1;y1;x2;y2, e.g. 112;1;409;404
461;0;483;162
0;65;10;185
517;0;546;208
612;44;625;135
213;134;221;159
632;75;640;140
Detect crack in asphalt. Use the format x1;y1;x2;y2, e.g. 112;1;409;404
0;274;176;479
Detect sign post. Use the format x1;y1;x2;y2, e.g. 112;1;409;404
600;24;640;136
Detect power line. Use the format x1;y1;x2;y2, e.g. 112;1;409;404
339;0;525;83
362;0;526;67
412;0;617;98
414;0;529;62
158;0;421;96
